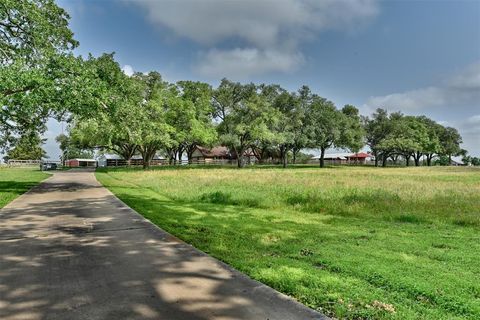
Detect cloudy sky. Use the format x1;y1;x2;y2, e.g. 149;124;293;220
45;0;480;158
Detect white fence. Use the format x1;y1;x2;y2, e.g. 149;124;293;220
6;159;42;167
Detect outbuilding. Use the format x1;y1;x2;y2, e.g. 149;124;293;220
97;154;124;167
346;152;372;165
191;146;234;163
65;159;97;168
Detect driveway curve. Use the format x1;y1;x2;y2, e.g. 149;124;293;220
0;170;326;320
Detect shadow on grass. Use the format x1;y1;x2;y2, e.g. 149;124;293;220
107;185;479;319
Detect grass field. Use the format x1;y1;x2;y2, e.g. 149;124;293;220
0;167;49;208
96;166;480;319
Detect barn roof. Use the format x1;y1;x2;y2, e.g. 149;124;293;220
67;159;97;162
346;152;371;159
195;146;230;158
312;153;350;160
97;154;123;160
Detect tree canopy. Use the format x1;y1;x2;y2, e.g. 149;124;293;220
1;0;471;167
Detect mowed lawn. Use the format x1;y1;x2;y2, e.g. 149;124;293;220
96;166;480;319
0;167;49;208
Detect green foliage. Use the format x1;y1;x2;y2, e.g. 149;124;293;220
365;109;464;167
55;133;93;161
439;127;463;159
168;80;217;163
339;104;365;153
0;0;77;63
130;72;174;167
0;1;470;168
435;155;451;166
220;90;280;167
305;95;343;167
0;0;78;148
4;131;47;161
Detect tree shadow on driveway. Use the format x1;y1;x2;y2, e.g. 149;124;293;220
0;171;325;320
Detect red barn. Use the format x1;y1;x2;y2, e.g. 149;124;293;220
65;159;97;168
346;152;371;164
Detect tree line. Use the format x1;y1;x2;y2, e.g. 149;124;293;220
65;61;466;168
1;0;473;167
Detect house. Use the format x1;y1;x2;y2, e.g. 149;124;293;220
450;159;463;166
97;154;124;167
65;158;97;168
191;146;234;163
310;152;373;165
311;153;350;165
346;152;372;165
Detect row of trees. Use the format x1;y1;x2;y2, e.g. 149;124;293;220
365;109;465;167
65;57;466;168
65;63;366;168
0;0;471;168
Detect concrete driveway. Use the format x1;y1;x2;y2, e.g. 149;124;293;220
0;170;326;320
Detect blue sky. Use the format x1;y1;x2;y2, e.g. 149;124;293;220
44;0;480;158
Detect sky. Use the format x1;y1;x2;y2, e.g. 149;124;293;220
43;0;480;159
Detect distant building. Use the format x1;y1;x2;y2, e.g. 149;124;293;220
312;153;350;165
65;158;97;168
191;146;234;163
346;152;372;165
311;152;373;165
97;154;123;167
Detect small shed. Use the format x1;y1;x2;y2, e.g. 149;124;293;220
312;153;350;165
346;152;371;164
97;154;123;167
65;159;97;168
191;146;234;163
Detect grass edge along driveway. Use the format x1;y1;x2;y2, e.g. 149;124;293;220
0;167;50;208
96;166;480;320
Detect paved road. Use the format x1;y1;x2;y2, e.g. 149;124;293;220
0;170;326;320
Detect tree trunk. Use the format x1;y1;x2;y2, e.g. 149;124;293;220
427;154;432;166
237;156;244;168
405;155;410;166
187;151;194;164
279;145;288;168
382;153;388;167
292;148;299;164
449;154;452;165
319;148;325;168
140;146;156;169
390;155;397;165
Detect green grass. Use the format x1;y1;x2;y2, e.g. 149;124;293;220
96;166;480;319
0;167;49;208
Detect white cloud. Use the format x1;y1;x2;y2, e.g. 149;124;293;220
122;64;134;76
459;115;480;156
195;48;304;78
464;115;480;134
448;62;480;89
364;61;480;111
366;87;446;111
127;0;379;78
362;63;480;155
